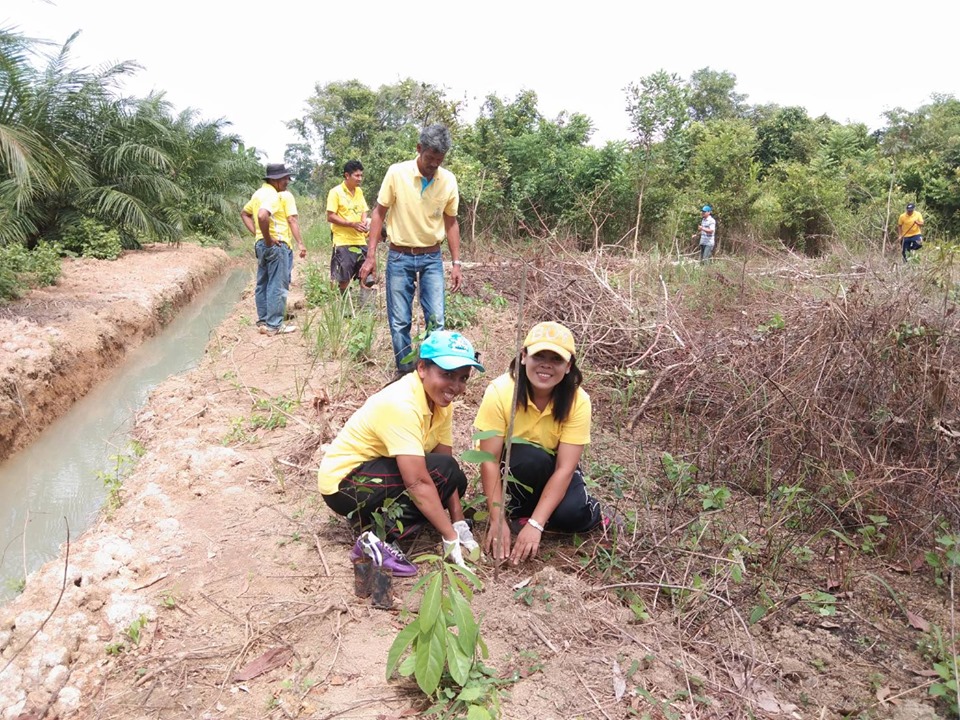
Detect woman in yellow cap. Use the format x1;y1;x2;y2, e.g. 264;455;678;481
473;322;613;565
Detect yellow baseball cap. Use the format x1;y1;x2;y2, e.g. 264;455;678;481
523;322;576;361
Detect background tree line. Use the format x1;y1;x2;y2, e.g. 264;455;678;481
3;22;958;270
289;71;960;254
0;27;261;260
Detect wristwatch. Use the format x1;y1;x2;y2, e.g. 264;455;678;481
452;260;463;266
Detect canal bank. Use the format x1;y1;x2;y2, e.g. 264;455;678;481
0;267;251;602
0;244;232;464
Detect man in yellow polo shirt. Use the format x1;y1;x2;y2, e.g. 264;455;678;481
326;159;370;297
359;124;463;372
897;202;924;262
241;163;305;335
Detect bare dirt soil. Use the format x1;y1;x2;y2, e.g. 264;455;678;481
0;246;952;720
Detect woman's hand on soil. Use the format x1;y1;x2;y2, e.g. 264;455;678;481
510;525;541;565
484;520;512;560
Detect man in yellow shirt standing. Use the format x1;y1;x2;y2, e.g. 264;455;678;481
241;163;305;335
358;124;463;373
326;160;370;298
897;202;924;263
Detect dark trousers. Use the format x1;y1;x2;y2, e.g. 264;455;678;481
504;443;601;533
902;235;923;261
323;453;467;542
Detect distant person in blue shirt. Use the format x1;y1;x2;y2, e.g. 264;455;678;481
692;205;716;263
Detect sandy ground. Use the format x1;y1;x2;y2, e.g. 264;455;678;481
0;246;951;720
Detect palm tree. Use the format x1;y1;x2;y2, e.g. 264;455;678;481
1;27;261;251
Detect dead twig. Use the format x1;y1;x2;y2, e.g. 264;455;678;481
313;532;331;577
0;518;70;677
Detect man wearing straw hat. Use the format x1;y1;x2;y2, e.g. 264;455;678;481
241;163;305;335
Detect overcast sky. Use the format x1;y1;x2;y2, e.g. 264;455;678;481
9;0;958;163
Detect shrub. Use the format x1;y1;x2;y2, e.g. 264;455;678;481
0;265;23;302
0;241;62;302
60;217;123;260
28;242;62;285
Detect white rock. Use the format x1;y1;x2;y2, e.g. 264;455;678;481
41;644;70;667
44;664;70;692
101;536;137;564
156;518;181;536
162;545;185;558
1;697;26;720
13;610;46;634
57;685;82;712
104;595;155;631
0;667;25;710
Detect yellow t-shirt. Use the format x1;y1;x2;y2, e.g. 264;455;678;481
317;372;453;494
376;158;459;248
326;182;369;246
243;184;297;244
473;373;591;451
898;211;924;238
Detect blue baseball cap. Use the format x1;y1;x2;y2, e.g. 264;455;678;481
702;205;712;213
419;331;485;371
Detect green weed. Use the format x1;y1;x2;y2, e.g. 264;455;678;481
756;313;785;334
661;451;697;502
801;591;837;616
698;484;731;510
513;582;552;610
222;417;255;445
251;394;298;431
125;614;149;646
96;442;143;512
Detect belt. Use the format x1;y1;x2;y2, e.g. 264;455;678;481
389;242;441;256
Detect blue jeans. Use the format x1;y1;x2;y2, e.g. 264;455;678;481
385;250;445;370
254;240;292;329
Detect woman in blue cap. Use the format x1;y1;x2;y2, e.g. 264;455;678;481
318;330;484;575
692;205;716;263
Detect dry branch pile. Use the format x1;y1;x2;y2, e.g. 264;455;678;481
647;273;960;549
474;249;960;551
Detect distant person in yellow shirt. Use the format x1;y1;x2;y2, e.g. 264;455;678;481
897;202;924;262
359;124;463;373
326;160;371;297
240;163;305;335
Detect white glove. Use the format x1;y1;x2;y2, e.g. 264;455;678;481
442;536;466;568
453;520;480;554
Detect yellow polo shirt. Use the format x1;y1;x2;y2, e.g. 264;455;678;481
317;372;453;494
898;211;924;238
473;373;591;451
243;184;297;244
327;182;369;246
377;158;459;248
